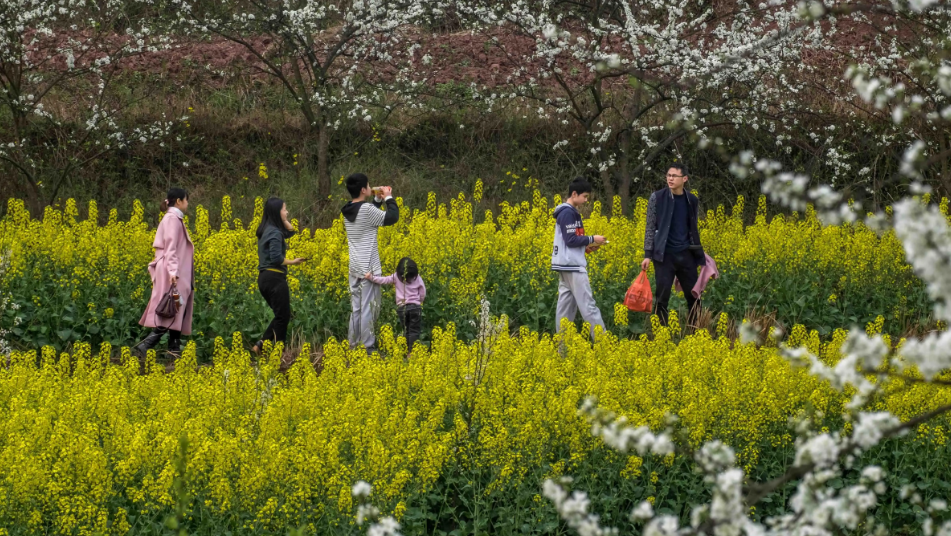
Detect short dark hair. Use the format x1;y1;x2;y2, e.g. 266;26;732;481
346;173;369;198
568;177;592;197
668;163;689;177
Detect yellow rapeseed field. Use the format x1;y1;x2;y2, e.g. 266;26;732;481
0;190;939;352
0;191;949;533
2;317;948;534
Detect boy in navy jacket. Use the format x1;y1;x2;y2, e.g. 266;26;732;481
551;177;607;337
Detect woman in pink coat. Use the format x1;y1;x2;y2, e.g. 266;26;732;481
134;188;195;358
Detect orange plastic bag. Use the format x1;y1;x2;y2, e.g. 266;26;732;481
624;271;653;313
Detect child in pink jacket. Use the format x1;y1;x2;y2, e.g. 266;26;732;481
364;257;426;350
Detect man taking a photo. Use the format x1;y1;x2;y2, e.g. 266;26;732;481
342;173;399;352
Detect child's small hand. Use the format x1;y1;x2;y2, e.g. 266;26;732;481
364;272;372;279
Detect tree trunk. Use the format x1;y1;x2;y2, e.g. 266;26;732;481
617;130;631;215
25;178;43;215
600;167;615;207
315;122;330;199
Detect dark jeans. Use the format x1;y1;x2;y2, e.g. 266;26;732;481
258;270;291;344
653;250;701;327
397;304;422;349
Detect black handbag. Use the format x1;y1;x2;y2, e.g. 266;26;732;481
155;285;181;319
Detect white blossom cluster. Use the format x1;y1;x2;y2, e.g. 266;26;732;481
546;395;929;536
523;1;951;535
473;295;507;351
166;0;456;192
446;0;902;210
580;398;675;457
543;478;618;536
466;296;507;388
0;251;20;357
352;481;403;536
0;0;177;204
890;198;951;381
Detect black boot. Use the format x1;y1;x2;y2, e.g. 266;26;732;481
134;328;166;358
167;330;182;358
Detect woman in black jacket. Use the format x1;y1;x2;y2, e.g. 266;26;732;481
251;198;307;355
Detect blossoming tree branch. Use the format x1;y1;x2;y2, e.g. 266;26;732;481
343;0;951;534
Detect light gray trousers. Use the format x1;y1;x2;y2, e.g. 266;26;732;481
348;275;382;349
555;270;605;338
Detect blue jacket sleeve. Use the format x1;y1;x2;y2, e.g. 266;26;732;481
556;209;593;249
267;235;284;264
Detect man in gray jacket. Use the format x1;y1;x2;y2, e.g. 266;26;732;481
552;177;607;337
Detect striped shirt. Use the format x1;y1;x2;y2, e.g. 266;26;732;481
344;201;387;277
